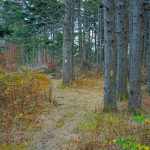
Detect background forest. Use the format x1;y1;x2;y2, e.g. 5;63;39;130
0;0;150;150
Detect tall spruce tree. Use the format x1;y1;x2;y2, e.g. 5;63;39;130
116;0;128;100
128;0;143;113
62;0;74;85
103;0;117;112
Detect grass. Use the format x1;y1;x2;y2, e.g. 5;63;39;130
0;69;54;147
75;110;150;150
56;70;104;91
55;112;75;129
1;70;149;150
0;143;27;150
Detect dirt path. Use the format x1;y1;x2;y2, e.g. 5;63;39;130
28;80;103;150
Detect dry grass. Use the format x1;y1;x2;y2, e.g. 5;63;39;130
55;112;75;129
56;70;104;91
74;71;103;88
1;69;149;150
0;69;55;147
73;110;150;150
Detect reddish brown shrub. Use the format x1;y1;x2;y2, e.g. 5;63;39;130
47;60;57;72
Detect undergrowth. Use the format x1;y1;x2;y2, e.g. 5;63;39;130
0;68;55;147
0;143;27;150
56;70;104;90
73;110;150;150
74;70;103;89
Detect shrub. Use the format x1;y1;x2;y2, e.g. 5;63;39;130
0;69;53;129
47;60;57;73
74;75;103;89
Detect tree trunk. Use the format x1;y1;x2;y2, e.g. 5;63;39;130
87;27;91;64
97;2;103;72
116;0;128;100
78;0;83;73
128;0;143;113
128;0;133;79
148;49;150;94
62;0;73;85
70;0;75;82
147;10;150;94
51;32;55;61
103;0;117;112
94;20;97;66
0;1;4;25
82;6;86;64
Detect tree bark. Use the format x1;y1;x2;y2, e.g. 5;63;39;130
97;2;103;72
128;0;143;113
78;0;83;73
116;0;128;100
62;0;73;85
103;0;117;112
70;0;74;82
147;10;150;94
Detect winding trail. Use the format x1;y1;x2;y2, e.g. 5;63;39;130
28;79;103;150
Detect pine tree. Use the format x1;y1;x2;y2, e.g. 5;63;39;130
128;0;143;113
103;0;117;112
62;0;74;85
116;0;128;100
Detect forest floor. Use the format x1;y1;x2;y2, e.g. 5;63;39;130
28;79;150;150
0;75;150;150
28;79;104;150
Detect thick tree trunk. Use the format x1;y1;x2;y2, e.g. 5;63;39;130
128;0;143;113
62;0;73;85
103;0;117;112
116;0;128;100
128;0;133;79
141;6;146;68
